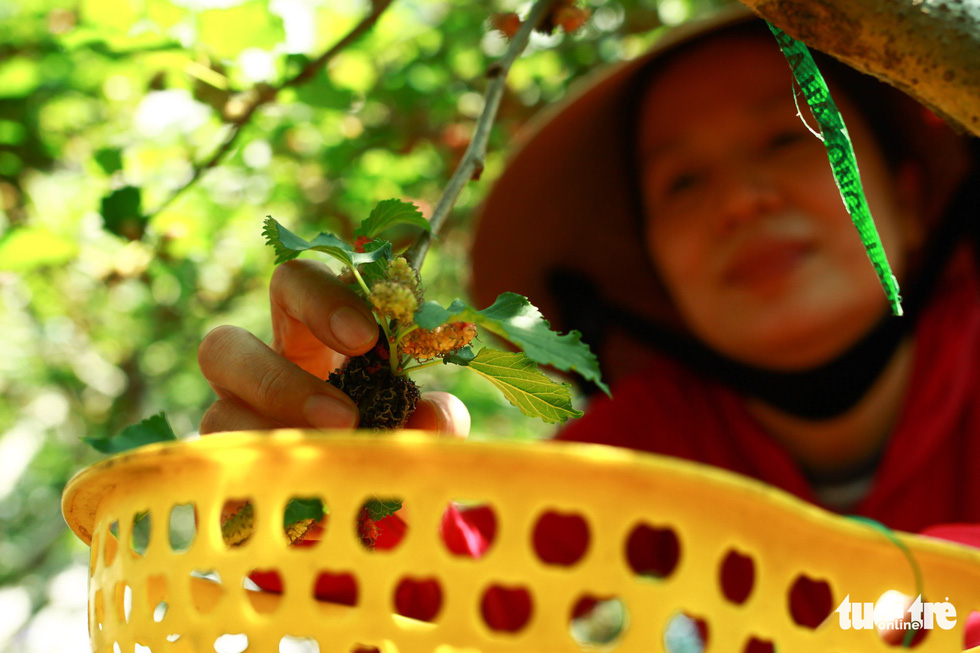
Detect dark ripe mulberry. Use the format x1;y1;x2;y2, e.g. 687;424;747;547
327;331;421;430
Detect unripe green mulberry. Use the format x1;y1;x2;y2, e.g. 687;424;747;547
369;281;418;324
386;257;421;291
327;333;421;430
402;322;478;361
368;257;422;325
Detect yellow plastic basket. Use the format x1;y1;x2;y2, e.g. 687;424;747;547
62;430;980;652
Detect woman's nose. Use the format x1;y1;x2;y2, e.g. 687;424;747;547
714;167;783;232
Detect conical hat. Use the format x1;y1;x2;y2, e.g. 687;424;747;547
469;6;973;385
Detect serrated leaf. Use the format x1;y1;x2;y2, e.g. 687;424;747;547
354;199;430;239
283;498;325;529
443;346;476;366
82;412;177;454
365;497;402;521
263;217;391;269
357;239;396;288
464;348;582;424
415;294;608;394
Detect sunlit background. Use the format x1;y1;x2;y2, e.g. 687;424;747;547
0;0;727;649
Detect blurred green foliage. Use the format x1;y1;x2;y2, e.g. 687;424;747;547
0;0;726;647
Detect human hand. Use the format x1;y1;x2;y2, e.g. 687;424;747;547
197;259;470;436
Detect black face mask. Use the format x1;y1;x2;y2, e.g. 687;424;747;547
549;163;980;420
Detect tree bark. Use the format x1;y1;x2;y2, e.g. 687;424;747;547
740;0;980;137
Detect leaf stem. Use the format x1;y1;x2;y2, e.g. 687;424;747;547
349;265;373;297
402;0;554;271
375;316;399;374
401;359;446;374
395;323;420;344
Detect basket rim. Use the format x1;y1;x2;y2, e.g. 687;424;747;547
60;429;980;566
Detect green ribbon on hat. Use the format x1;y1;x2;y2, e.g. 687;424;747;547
767;23;904;317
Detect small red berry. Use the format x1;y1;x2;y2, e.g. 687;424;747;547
491;12;521;39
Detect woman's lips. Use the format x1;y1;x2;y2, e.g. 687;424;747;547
722;239;814;288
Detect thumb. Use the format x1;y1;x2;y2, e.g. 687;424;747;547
406;392;470;438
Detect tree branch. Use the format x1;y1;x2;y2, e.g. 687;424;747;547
403;0;556;271
741;0;980;137
148;0;394;218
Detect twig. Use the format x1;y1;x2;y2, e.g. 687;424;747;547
402;0;555;271
148;0;394;218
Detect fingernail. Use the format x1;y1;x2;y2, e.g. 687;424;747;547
330;306;376;350
304;394;358;429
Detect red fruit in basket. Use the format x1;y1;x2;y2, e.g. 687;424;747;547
357;506;380;550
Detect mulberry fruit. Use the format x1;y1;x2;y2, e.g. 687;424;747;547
402;322;477;361
385;256;421;292
369;281;418;324
368;257;422;325
327;331;421;430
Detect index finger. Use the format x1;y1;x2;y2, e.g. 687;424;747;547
270;259;379;378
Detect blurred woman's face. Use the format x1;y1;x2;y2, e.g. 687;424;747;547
638;33;920;370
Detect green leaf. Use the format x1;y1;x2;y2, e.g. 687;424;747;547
0;227;79;272
101;185;145;240
82;412;177;454
354;199;430;239
414;298;467;327
365;497;402;521
198;1;285;61
94;148;123;174
263;217;391;268
353;239;395;287
283;498;325;528
443;346;476;366
463;348;583;424
415;293;608;394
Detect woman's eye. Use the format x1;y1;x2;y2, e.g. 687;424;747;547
767;130;807;150
665;171;702;195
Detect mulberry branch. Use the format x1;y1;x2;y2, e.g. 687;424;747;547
402;0;555;271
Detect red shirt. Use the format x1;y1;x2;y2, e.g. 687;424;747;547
557;268;980;535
